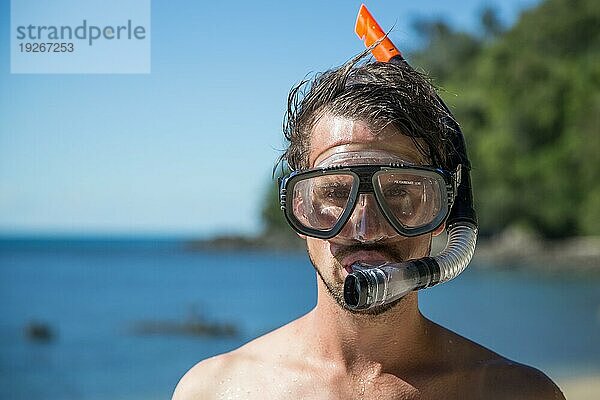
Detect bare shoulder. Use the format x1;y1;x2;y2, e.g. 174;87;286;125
172;318;307;400
172;352;239;400
476;358;565;399
172;341;275;400
426;319;565;399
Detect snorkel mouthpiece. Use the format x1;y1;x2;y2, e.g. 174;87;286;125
343;4;478;311
343;270;370;309
344;261;437;309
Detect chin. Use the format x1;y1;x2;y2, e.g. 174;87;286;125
309;250;409;317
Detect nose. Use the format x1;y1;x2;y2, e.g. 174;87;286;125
334;193;399;244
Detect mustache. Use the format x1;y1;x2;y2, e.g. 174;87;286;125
333;243;405;263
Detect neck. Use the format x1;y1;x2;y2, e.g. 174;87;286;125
307;279;432;374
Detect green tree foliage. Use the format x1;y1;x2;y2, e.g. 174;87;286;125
410;0;600;237
261;175;291;235
262;0;599;239
260;167;302;245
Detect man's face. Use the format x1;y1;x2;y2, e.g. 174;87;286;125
305;113;434;314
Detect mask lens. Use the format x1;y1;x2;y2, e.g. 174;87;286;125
375;170;445;230
291;173;356;232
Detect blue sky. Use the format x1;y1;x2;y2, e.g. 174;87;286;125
0;0;540;237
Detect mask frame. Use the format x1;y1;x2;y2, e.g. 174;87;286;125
279;163;459;239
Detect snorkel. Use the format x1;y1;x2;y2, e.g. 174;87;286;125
343;4;478;310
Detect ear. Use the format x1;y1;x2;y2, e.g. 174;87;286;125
432;223;446;237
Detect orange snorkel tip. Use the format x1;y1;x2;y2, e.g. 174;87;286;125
355;4;401;62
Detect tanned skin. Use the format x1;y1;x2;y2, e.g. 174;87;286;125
173;115;565;400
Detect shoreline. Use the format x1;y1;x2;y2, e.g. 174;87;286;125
186;231;600;278
470;232;600;278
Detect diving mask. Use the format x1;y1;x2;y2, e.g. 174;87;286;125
279;151;459;241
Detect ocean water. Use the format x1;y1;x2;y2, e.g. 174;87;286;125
0;238;599;400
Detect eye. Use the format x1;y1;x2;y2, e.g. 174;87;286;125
319;184;351;199
383;184;409;198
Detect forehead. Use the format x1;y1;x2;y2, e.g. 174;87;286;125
308;114;428;167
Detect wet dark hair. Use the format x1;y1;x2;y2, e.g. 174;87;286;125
280;49;458;171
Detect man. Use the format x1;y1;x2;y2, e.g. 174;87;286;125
173;52;565;399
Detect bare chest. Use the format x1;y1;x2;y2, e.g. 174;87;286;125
223;372;461;400
220;365;493;400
